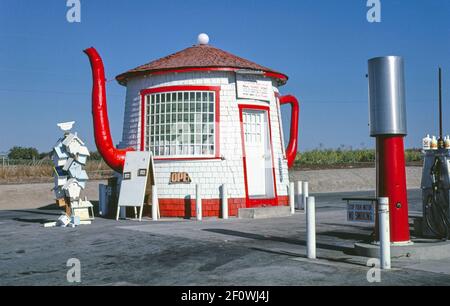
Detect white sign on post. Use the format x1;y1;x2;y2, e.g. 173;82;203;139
117;151;153;221
236;73;272;102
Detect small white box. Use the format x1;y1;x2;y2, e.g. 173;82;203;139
57;214;71;227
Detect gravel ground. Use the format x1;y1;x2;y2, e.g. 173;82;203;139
289;166;422;193
0;180;106;211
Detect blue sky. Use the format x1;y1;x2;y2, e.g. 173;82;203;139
0;0;449;153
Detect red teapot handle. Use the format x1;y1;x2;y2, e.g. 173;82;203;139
279;95;300;168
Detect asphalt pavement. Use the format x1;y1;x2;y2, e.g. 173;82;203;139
1;189;449;286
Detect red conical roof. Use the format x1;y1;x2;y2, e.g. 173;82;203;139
116;44;288;85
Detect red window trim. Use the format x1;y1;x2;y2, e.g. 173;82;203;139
140;85;221;161
238;104;279;208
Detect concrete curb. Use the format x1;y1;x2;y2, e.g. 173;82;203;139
238;206;291;219
354;239;450;261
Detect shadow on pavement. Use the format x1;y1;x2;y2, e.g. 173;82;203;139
319;231;372;242
203;228;353;253
321;222;373;231
249;247;368;267
12;218;53;224
9;210;61;216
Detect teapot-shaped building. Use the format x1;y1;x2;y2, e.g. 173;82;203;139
85;34;299;218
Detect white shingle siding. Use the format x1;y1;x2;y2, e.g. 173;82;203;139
120;71;290;199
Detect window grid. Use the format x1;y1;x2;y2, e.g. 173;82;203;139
145;91;216;157
243;112;262;144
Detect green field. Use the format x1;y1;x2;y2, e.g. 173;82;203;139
294;148;423;167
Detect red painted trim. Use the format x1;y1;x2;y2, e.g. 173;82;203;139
140;85;221;160
238;104;279;208
140;85;220;96
83;47;134;173
151;196;289;218
140;94;146;152
117;67;288;85
279;95;300;168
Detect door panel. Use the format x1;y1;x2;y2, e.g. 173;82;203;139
242;109;275;199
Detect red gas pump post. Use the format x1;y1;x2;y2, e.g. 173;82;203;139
368;56;411;244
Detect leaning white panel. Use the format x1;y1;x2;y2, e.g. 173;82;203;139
116;151;152;221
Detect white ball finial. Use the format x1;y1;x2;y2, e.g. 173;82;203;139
197;33;209;45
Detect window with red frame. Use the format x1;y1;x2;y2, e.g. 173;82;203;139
144;90;216;157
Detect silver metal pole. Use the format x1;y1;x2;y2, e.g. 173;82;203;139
289;182;295;214
196;184;202;221
222;184;228;220
307;196;316;259
378;197;391;269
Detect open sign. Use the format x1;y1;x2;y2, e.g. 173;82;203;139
170;172;191;184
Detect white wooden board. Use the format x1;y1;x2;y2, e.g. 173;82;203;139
236;73;272;102
117;151;152;220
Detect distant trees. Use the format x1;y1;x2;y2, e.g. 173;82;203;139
7;146;102;161
8;147;40;160
89;151;103;160
39;151;51;159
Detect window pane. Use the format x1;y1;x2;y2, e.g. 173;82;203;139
145;91;216;157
